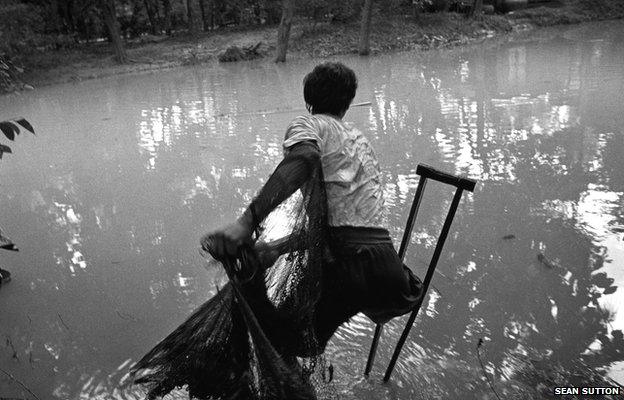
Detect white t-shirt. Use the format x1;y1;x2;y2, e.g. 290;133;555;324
283;114;385;228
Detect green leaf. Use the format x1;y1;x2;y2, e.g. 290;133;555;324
603;286;618;295
0;228;17;251
0;121;17;141
0;143;12;155
15;118;34;134
0;243;18;251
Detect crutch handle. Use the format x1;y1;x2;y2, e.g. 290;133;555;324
364;163;476;379
416;164;477;192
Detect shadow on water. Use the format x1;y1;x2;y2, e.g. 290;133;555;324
1;20;624;400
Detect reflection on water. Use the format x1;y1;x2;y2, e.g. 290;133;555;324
2;20;624;399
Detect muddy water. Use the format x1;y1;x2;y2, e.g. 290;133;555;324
1;20;624;400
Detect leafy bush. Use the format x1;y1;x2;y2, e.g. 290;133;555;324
0;55;27;93
261;0;283;24
297;0;332;23
0;117;34;254
571;0;624;19
510;6;584;25
0;118;35;158
0;2;45;55
294;0;364;23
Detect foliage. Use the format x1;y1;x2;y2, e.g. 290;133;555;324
292;12;511;57
0;0;460;58
0;118;35;159
297;0;363;23
0;117;34;253
0;227;18;251
509;6;584;26
0;0;617;72
0;55;26;93
570;0;624;19
0;2;45;55
0;0;620;61
509;0;624;25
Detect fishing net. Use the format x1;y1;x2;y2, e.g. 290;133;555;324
131;142;334;400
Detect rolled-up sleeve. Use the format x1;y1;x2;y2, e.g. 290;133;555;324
283;115;324;151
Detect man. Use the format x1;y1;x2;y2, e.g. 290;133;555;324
133;62;423;399
203;61;423;353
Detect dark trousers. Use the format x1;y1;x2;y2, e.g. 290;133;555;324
247;226;423;358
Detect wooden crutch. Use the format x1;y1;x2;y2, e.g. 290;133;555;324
363;164;477;381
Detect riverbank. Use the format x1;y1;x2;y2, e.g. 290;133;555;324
11;0;624;91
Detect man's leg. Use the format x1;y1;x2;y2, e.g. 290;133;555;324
310;264;360;354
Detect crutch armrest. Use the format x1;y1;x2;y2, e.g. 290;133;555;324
416;164;477;192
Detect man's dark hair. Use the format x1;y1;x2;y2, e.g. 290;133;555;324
303;62;358;116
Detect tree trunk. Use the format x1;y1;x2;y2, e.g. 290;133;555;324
187;0;199;36
144;0;160;34
101;0;128;63
468;0;483;17
65;0;78;34
207;0;214;30
274;0;295;63
198;0;208;31
412;0;421;21
162;0;172;35
358;0;374;56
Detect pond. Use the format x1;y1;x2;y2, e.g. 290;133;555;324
1;19;624;400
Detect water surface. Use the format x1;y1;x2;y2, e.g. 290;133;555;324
1;19;624;399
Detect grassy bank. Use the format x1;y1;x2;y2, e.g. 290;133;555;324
10;0;624;91
511;0;624;26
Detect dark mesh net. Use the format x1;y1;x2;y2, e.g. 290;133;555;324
131;144;332;399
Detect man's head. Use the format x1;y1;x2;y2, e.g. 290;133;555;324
303;62;358;117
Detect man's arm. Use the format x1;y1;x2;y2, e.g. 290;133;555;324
253;235;294;270
201;141;320;260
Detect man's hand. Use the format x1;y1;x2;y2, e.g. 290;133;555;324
254;241;281;269
201;218;254;261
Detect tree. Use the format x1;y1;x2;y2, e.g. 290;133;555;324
144;0;162;34
162;0;173;34
198;0;214;31
187;0;200;36
198;0;207;30
358;0;374;56
274;0;295;62
100;0;128;63
468;0;483;17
